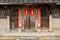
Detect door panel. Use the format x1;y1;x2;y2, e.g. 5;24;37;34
23;8;36;30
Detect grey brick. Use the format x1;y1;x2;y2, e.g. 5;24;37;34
19;0;24;4
0;0;4;3
34;0;39;3
48;0;53;3
5;0;9;3
29;0;34;3
38;0;43;3
43;0;49;3
13;0;18;3
9;0;14;3
24;0;29;3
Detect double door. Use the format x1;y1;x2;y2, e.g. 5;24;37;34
22;8;36;30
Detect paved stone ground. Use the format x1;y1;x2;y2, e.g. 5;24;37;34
0;30;60;40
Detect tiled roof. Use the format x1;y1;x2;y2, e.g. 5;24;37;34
0;0;59;5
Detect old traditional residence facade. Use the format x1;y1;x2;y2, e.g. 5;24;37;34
0;0;60;40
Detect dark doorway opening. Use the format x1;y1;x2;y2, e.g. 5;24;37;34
41;6;50;30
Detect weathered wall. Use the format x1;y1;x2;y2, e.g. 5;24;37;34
0;19;7;32
0;16;10;32
52;18;60;30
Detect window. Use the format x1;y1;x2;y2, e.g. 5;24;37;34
53;6;60;18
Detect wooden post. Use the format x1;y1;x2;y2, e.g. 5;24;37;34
37;8;41;32
7;16;10;32
49;15;53;32
18;8;22;32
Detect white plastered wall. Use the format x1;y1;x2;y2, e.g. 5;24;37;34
0;18;7;32
49;15;60;31
52;18;60;30
0;16;10;33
